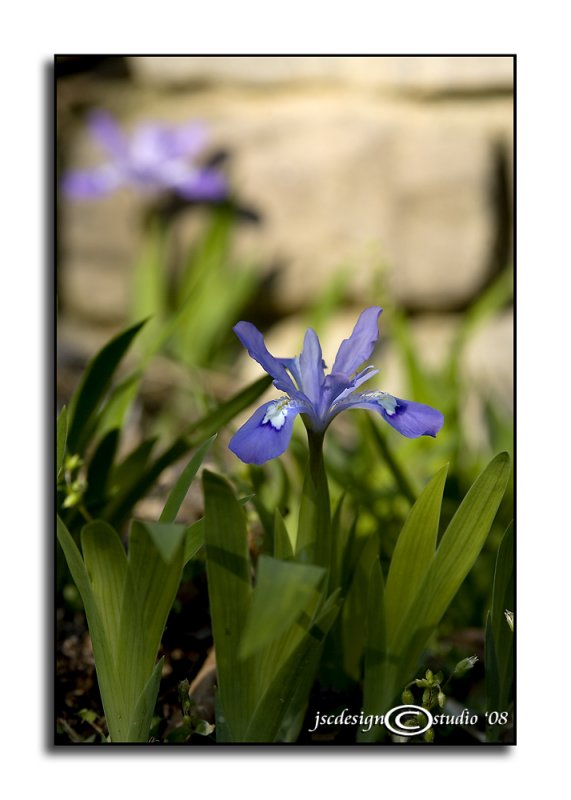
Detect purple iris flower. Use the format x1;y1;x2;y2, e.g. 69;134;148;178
62;110;228;201
229;307;444;465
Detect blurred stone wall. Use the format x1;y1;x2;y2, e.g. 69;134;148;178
57;56;513;428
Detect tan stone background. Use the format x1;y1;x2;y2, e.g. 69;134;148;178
56;55;513;430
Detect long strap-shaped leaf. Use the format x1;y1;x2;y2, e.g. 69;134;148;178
384;465;448;641
238;555;325;660
57;517;128;741
204;471;337;743
81;520;182;742
363;452;511;734
361;558;386;741
490;521;514;706
80;521;128;663
118;520;186;717
486;521;514;732
104;376;271;527
160;435;215;523
67;319;147;455
203;470;254;742
392;452;511;663
245;590;341;743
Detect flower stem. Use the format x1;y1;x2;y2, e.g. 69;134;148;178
296;430;331;577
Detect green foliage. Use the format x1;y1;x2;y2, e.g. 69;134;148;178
56;441;212;742
66;319;147;456
56;212;513;744
485;522;514;741
131;207;260;368
159;435;216;523
203;470;341;742
361;452;511;741
383;465;448;640
57;314;271;529
239;556;325;658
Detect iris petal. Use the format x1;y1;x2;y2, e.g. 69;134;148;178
233;322;299;396
61;165;123;198
329;366;380;406
278;357;302;388
87;111;127;157
332;306;383;376
130;124;172;168
63;113;227;202
170;122;208;159
335;391;444;438
299;328;325;404
230;306;444;464
322;372;354;408
130;122;207;162
173;168;228;201
229;400;302;465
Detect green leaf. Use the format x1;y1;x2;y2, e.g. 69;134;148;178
361;558;386;742
92;371;142;443
131;217;166;333
487;522;514;716
366;416;418;505
329;494;347;590
248;467;275;553
105;376;271;527
57;516;95;615
365;559;386;681
57;516;128;741
136;520;188;565
58;515;182;743
203;470;254;742
67;319;147;454
183;519;204;565
56;406;67;477
186;375;273;444
339;530;379;681
391;310;436;407
160;436;216;523
384;465;448;641
81;521;128;657
182;493;253;566
111;438;157;490
389;452;511;702
102;438;158;524
485;611;500;739
245;590;341;742
127;657;164;743
178;206;234;302
166;207;259;366
273;510;294;561
239;556;325;659
453;266;514;363
491;523;514;645
118;520;185;718
335;513;359;597
84;429;120;509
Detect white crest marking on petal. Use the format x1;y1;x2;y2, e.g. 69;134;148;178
361;391;398;416
262;398;290;430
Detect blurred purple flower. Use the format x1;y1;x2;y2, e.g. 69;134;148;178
229;307;444;465
62;111;228;201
